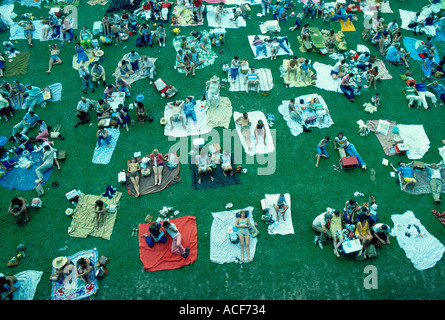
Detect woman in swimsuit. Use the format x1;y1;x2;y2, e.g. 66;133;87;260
235;210;252;262
254;120;267;146
148;149;167;186
18;21;35;47
127;157;141;197
46;44;62;74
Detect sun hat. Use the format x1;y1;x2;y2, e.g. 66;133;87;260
136;94;144;102
210;75;219;82
94;50;104;57
52;256;68;269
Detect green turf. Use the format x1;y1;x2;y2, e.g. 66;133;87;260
0;0;444;301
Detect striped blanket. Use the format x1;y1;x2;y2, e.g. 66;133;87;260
228;68;274;92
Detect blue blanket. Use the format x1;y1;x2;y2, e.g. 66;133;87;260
0;151;52;191
92;128;120;165
403;36;440;62
11;83;63;109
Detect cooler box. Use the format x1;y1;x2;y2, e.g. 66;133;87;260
340;156;358;169
92;21;103;36
342;239;363;254
395;143;408;155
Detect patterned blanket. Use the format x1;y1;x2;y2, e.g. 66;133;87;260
92;128;120;165
228;68;274;92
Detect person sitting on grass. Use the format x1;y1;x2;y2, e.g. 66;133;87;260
163;220;190;258
117;104;130;131
8;197;28;224
312;211;332;249
273;194;289;223
315;136;330;167
136;101;147;124
334;132;367;170
0;275;18;300
390;161;416;191
141;222;167;248
76;257;93;285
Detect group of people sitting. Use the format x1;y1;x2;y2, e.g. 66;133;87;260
312;197;390;259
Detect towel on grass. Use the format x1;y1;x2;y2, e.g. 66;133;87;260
229;67;274;92
313;61;342;92
172;4;203;26
1;52;30;77
9;18;74;41
0;270;42;300
163;100;212;137
0;150;52;191
278;94;333;137
210;206;258;264
106;0;140;13
247;35;293;60
281;59;314;88
112;55;157;84
138;215;197;271
399;9;437;37
3;0;41;8
264;193;294;235
332;19;356;32
189;154;241;189
259;20;280;34
92;128;120;165
206;5;246;28
68;192;122;240
206;96;232;129
126;154;181;197
50;248;99;300
173;30;218;72
10;83;63;109
398;163;445;195
398;124;430;160
403;36;440;62
366;119;398;156
0;4;16;27
233;111;275;156
391;211;444;271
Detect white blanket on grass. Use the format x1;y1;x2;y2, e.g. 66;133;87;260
163;100;212;137
248;35;293;60
229;68;274;92
210;206;258;264
9;18;75;41
206;5;246;28
278;94;334;137
0;4;16;26
399;9;438;37
0;270;43;300
264;193;294;235
397;124;430;160
391;211;444;271
313;61;342;93
233;111;275;156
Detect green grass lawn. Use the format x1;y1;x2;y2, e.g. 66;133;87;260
0;0;444;301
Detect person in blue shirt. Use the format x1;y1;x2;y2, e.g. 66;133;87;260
356;52;371;71
183;95;198;131
12;110;39;136
315;136;330;167
415;78;437;109
390;161;416;191
385;43;410;68
303;0;316;19
427;81;445;103
23;85;42;112
331;3;353;24
300;59;312;84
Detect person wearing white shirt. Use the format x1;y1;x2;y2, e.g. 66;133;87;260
75;97;93;128
426;164;443;204
371;223;391;245
196;150;214;184
78;65;94;94
312;211;333;249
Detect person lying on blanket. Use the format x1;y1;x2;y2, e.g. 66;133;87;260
273;194;289;222
235;210;252;262
309;97;328;125
252;36;268;58
254;120;267;146
288;99;311;132
197;150;214;184
235;112;253;150
18;20;35;47
390;161;416;191
167;100;186;130
141;222;167;248
184;96;199;131
268;36;292;60
300;59;312;85
163;220;190;258
334;132;367;170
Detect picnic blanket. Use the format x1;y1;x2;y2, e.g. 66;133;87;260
112;55;157;84
1;52;30;77
313;61;342;93
0;270;42;300
398;124;430;160
278;94;334;137
68;192;122;240
138;215;197;271
281;59;314;88
228;68;274;92
403;36;440;62
126;154;181;197
172;4;202;26
398;163;445;195
263;193;294;235
92;128;120;165
173;30;217;72
247;35;293;60
163;100;212;137
0;150;52;191
9;18;75;41
366;119;398;156
391;211;444;271
10;82;63;109
72;50;100;70
206;5;246;28
399;8;439;37
233;111;275;156
332;20;356;32
50;248;99;300
189;154;242;190
0;4;16;27
206;96;232;129
210;206;258;264
2;0;41;8
106;0;140;13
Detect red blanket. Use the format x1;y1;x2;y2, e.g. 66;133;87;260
139;215;198;271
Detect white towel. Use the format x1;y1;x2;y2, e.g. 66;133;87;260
233;111;275;156
264;193;294;235
0;270;43;300
206;5;247;28
248;35;293;60
397;124;430;160
163;100;212;137
313;61;342;93
391;211;444;271
210;206;258;264
229;68;274;92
